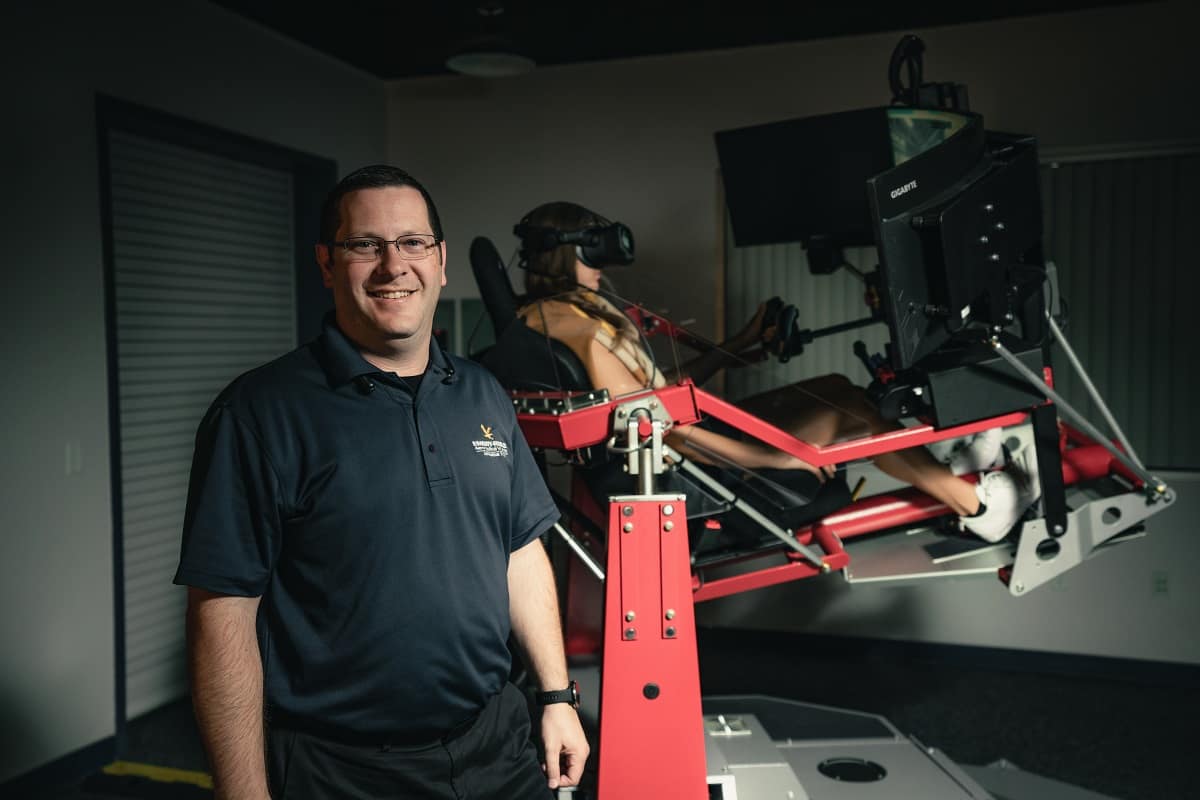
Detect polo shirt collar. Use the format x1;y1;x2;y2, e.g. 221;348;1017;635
316;312;453;389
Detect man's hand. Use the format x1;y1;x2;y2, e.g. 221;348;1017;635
540;704;590;790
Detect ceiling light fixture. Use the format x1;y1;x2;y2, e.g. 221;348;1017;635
444;2;535;78
445;50;536;78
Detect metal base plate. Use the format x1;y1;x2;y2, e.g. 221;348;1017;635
703;695;991;799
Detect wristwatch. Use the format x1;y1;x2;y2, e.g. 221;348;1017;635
536;680;580;709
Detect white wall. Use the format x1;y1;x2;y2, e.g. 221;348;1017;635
0;0;383;782
384;1;1200;662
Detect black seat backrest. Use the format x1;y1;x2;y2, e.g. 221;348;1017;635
468;235;593;393
480;320;593;392
469;236;519;338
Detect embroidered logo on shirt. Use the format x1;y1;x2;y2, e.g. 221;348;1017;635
473;423;509;458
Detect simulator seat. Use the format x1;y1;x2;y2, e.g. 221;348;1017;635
467;235;853;563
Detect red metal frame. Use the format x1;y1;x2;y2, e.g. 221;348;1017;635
596;497;707;799
520;375;1133;797
519;379;1033;467
516;382;701;451
694;386;1030;467
519;379;1129;610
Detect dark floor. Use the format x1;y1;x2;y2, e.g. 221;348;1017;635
38;628;1200;799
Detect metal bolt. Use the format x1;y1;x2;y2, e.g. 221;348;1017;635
665;609;676;620
1014;582;1025;593
665;626;677;637
662;504;674;516
624;627;636;640
625;611;636;622
1052;524;1064;535
989;253;1001;262
995;221;1006;231
617;409;627;418
623;522;633;533
649;400;658;409
622;506;634;517
984;203;995;212
979;235;990;244
663;521;674;532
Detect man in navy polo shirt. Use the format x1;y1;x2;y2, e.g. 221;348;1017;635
175;164;588;799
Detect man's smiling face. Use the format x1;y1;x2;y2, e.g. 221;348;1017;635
318;185;446;358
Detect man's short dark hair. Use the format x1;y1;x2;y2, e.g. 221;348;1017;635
319;164;444;244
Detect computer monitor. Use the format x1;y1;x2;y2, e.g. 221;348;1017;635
715;107;969;249
867;115;1046;369
716;106;1046;373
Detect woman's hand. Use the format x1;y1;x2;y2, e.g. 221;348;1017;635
729;301;770;353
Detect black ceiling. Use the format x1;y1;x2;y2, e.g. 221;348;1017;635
211;0;1143;80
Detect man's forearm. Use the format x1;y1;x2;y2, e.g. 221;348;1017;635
508;540;569;690
186;590;269;800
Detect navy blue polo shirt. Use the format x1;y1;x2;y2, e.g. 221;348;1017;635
175;315;559;739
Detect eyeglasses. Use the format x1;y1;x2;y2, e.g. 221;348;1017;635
330;234;440;262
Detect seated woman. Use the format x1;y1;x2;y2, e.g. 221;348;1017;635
513;201;1034;542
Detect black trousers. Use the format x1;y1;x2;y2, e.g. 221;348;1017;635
266;684;554;800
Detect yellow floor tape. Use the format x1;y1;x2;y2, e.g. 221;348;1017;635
102;761;213;790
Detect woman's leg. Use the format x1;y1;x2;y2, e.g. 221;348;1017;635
737;375;981;515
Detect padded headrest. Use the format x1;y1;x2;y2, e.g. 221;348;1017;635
469;236;519;336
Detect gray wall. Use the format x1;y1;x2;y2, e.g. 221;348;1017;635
382;1;1199;661
385;1;1200;339
0;0;383;782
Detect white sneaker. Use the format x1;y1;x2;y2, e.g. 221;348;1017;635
1012;439;1042;506
961;470;1028;542
943;428;1004;476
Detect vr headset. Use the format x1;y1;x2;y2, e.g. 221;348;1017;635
513;218;635;269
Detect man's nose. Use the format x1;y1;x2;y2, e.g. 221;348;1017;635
375;245;410;274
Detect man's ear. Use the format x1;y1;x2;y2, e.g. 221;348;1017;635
438;241;448;287
315;243;334;288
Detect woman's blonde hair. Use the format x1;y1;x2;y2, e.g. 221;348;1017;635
517;201;634;337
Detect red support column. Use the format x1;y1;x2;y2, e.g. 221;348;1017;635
596;495;708;799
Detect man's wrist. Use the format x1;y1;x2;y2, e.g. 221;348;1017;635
536;679;580;708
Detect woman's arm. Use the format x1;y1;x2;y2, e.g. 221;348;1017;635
667;425;824;477
585;335;823;477
662;302;768;386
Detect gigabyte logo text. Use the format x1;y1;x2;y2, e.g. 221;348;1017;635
890;180;918;199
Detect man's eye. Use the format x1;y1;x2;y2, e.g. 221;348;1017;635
400;238;426;248
349;240;380;251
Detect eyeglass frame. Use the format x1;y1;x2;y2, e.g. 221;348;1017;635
326;234;443;262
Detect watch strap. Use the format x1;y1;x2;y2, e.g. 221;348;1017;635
536;680;579;707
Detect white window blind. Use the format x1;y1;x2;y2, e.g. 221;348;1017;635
109;130;296;717
723;238;890;401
